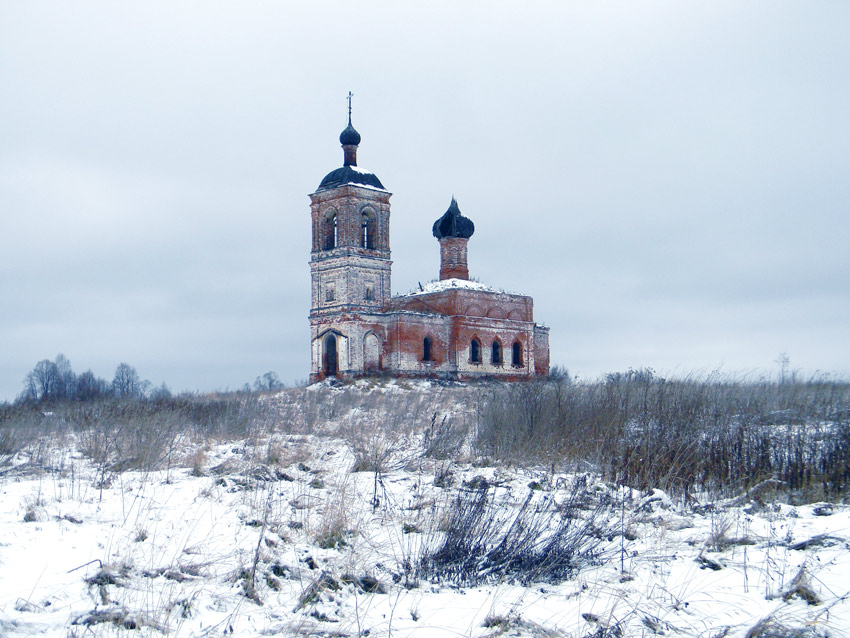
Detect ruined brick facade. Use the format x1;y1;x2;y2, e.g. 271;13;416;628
308;118;549;383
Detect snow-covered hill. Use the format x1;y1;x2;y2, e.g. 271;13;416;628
1;380;848;637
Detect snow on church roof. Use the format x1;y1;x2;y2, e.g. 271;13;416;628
316;165;386;192
400;278;518;297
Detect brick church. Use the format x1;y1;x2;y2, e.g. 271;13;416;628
308;113;549;383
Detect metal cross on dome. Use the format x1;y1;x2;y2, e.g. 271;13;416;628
347;91;353;123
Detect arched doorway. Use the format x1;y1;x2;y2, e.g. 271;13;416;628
364;333;380;372
323;333;338;377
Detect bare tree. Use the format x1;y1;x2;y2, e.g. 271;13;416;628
112;363;142;398
74;370;109;401
22;359;62;401
54;354;76;398
149;382;172;400
254;371;283;392
20;371;39;402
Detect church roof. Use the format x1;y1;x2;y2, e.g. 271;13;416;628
432;197;475;239
404;278;507;296
317;165;386;192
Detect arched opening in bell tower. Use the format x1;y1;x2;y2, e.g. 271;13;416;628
324;212;338;250
361;211;376;249
323;333;338;377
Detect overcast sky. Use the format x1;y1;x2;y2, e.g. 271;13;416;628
2;2;849;400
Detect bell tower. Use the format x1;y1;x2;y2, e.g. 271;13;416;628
308;97;392;380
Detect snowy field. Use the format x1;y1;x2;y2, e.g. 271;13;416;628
1;380;848;637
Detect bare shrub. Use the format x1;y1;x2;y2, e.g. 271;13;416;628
781;563;821;606
72;608;165;631
70;400;184;472
706;510;735;552
349;427;400;474
422;412;467;459
418;479;612;586
264;436;287;466
187;447;207;476
745;618;828;638
263;436;313;470
314;476;354;549
341;573;386;593
476;371;850;501
0;404;42;463
2;390;288;477
295;572;340;611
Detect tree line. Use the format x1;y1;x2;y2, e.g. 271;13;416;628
14;354;287;404
17;354;169;403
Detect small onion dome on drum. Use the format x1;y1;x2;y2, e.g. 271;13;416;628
339;121;361;146
432;197;475;239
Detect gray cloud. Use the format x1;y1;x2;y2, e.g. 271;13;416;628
2;2;849;400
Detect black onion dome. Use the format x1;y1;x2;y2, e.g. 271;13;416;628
433;197;475;239
339;122;361;146
317;166;385;191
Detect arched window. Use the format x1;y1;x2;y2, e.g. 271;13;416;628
361;212;375;249
423;337;433;361
491;341;502;366
470;339;481;364
512;341;522;367
324;213;338;250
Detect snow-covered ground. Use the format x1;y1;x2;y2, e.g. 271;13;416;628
1;383;848;637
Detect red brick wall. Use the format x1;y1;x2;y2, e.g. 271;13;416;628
389;289;533;323
439;237;469;280
533;326;550;376
311;308;549;382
